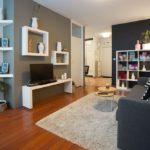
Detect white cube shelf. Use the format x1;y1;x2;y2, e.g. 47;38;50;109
0;20;13;26
51;51;69;65
0;74;13;78
22;26;49;56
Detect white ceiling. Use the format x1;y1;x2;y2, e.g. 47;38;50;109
34;0;150;37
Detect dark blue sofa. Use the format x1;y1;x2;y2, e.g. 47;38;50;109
117;77;150;150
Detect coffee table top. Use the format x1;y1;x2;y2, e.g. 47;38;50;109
98;86;116;93
96;87;116;97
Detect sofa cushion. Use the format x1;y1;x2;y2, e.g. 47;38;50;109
144;79;150;88
126;85;145;100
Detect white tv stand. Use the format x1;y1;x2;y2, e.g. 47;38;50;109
22;78;72;109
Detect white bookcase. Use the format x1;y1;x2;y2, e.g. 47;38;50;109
22;26;49;56
116;50;150;90
51;51;69;65
0;19;14;78
0;20;13;26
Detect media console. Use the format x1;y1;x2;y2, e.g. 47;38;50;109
22;78;72;109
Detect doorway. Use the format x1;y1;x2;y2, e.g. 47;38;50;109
71;21;84;87
84;36;112;87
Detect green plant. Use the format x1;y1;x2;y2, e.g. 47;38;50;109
0;81;7;92
72;81;76;86
140;30;150;43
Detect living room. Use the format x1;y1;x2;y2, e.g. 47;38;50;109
0;0;150;149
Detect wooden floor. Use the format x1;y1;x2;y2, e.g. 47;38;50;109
85;76;112;87
0;77;123;150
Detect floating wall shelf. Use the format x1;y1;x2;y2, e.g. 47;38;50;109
22;26;49;56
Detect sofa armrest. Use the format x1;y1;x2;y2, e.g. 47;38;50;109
117;97;150;150
137;77;148;85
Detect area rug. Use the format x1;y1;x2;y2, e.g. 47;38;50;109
36;92;121;150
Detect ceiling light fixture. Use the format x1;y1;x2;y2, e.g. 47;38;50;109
100;32;111;38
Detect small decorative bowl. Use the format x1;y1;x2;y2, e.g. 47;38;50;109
106;83;110;89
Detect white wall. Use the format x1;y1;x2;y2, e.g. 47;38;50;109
0;0;3;6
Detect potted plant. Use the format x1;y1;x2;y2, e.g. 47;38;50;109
0;81;7;112
72;81;76;93
140;30;150;50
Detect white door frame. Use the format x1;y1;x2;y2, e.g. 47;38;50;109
71;20;84;86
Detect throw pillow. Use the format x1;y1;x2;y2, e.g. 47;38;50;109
144;79;150;89
141;79;150;101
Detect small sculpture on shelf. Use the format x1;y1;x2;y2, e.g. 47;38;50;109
61;73;67;80
118;53;127;61
1;38;9;47
129;51;136;61
37;42;44;54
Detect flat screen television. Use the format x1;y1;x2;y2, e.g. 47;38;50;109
30;64;56;84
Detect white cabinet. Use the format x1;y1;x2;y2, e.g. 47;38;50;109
0;19;13;78
22;78;72;109
51;51;69;65
22;26;49;56
116;50;150;90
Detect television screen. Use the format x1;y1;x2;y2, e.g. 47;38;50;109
30;64;55;84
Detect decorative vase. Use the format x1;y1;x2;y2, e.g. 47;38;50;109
135;40;141;50
61;74;64;80
63;73;67;79
31;17;38;28
131;73;135;80
142;43;150;50
142;65;146;71
37;42;44;54
57;42;62;51
0;8;4;20
121;82;125;88
106;83;110;89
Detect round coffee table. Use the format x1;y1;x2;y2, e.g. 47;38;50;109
96;87;117;112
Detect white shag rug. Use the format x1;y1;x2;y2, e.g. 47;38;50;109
36;92;120;150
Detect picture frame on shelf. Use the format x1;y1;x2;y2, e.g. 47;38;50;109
2;38;9;47
0;64;2;73
1;63;9;74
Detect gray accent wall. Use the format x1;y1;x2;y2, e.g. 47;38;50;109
7;0;71;108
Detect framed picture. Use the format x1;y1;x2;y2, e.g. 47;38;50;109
2;38;9;47
1;63;9;74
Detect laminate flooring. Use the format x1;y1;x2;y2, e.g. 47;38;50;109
0;77;121;150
